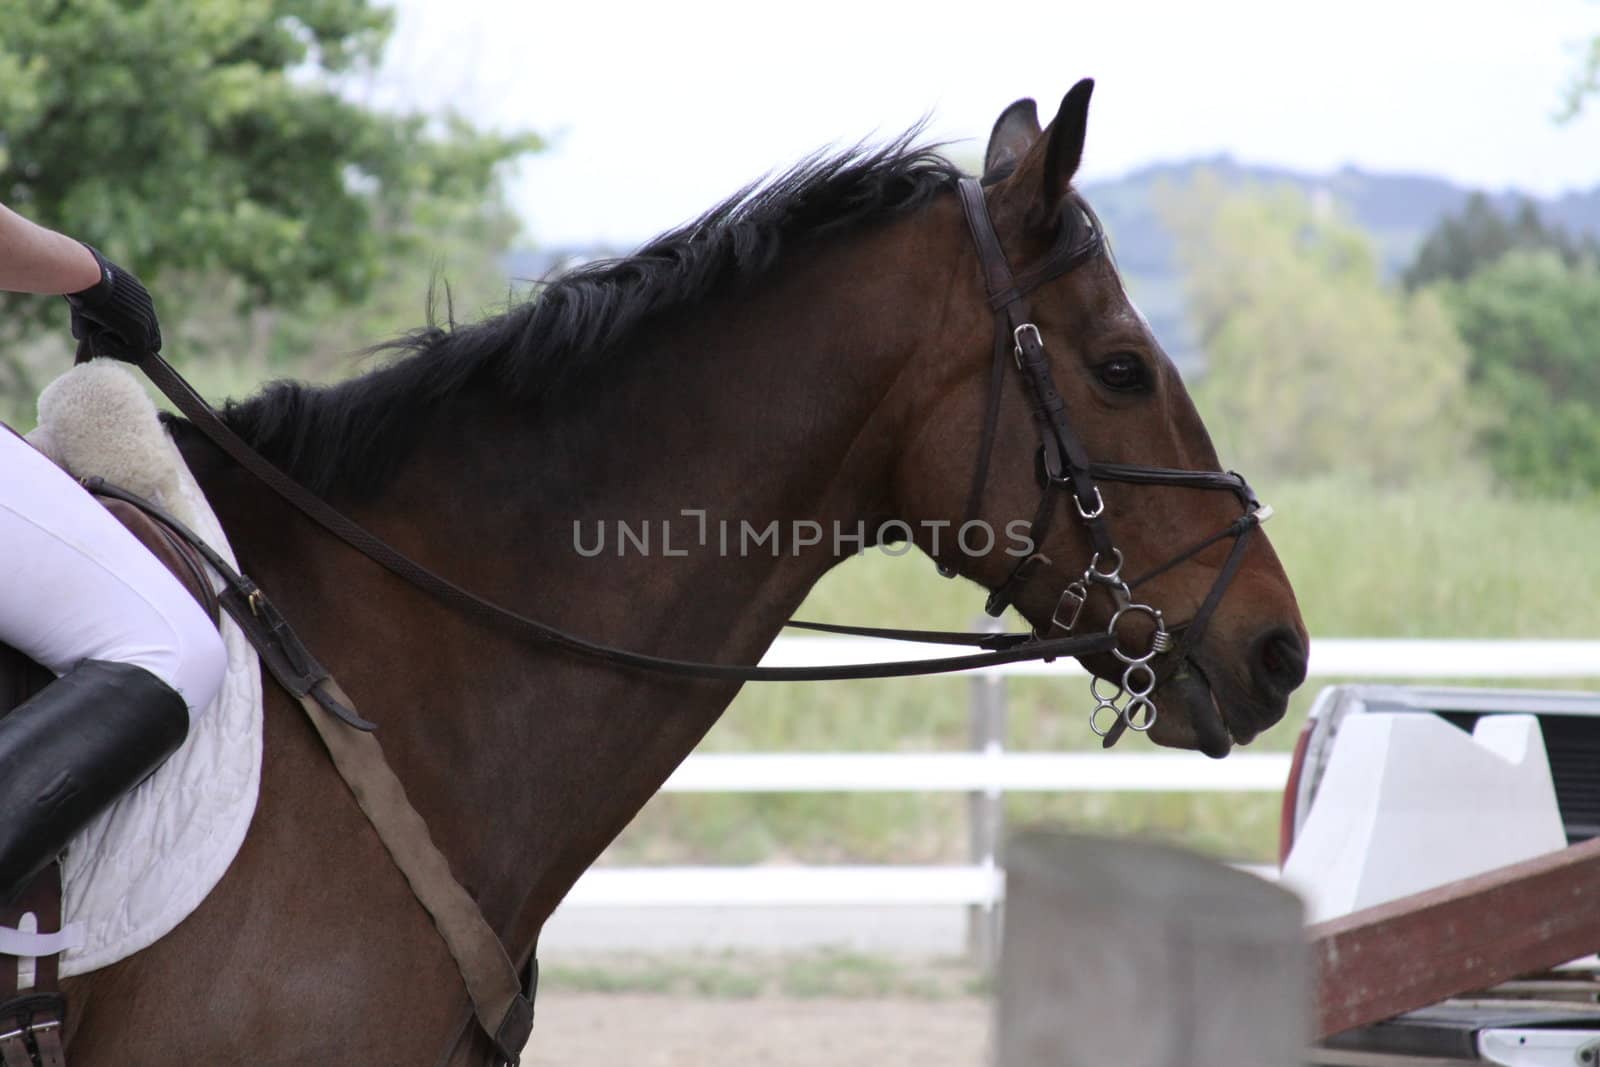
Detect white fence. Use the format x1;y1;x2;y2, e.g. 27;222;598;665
561;638;1600;911
758;636;1600;679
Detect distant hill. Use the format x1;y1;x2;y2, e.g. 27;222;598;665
1081;157;1600;369
505;159;1600;373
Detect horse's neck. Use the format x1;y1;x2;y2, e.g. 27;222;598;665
224;216;952;955
401;246;919;661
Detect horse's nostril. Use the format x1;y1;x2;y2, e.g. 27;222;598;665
1251;627;1307;699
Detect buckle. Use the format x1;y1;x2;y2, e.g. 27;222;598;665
1012;323;1042;368
492;992;535;1064
1073;486;1105;520
1042;581;1088;637
0;992;67;1053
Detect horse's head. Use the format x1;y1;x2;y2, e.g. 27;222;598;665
897;80;1307;756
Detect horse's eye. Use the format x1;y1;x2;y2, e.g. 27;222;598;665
1095;354;1148;393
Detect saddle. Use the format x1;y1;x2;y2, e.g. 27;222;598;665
0;487;217;1067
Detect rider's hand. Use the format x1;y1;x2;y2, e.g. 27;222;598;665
63;245;162;362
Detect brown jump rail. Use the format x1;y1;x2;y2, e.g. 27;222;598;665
1310;835;1600;1039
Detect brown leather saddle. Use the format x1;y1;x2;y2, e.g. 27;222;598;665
0;485;218;1067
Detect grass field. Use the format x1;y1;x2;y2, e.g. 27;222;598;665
602;476;1600;867
543;949;981;1001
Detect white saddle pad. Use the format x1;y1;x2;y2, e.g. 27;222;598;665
24;360;263;977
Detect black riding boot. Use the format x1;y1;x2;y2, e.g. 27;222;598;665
0;659;189;902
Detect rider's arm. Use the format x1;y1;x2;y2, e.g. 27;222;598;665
0;201;102;295
0;200;162;360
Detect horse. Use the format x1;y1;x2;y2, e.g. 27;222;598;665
58;81;1307;1064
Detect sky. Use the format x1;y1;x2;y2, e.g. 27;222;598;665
379;0;1600;249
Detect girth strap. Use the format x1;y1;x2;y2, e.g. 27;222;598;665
0;866;67;1067
0;996;64;1067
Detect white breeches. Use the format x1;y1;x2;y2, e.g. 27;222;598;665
0;429;225;720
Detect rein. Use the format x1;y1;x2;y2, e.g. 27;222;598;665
133;351;1122;679
123;174;1270;720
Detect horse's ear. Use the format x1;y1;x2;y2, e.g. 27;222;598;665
1041;79;1095;204
983;98;1041;182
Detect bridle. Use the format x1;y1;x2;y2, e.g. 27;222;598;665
118;175;1269;741
944;176;1272;743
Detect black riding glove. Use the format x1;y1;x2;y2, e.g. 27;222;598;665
64;245;162;362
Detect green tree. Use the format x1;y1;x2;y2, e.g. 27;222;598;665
1561;31;1600;118
1158;175;1478;485
1402;194;1598;290
164;141;529;407
0;0;538;406
1439;251;1600;494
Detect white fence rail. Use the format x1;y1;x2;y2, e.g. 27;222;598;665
762;636;1600;678
571;866;1004;908
561;637;1600;912
660;751;1292;793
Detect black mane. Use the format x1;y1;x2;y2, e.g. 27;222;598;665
216;131;963;499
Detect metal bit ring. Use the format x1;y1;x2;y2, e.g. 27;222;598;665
1087;675;1125;738
1124;696;1158;732
1122;661;1157;699
1089;700;1125;737
1109;603;1169;665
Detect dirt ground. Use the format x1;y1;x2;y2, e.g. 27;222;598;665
525;993;991;1067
